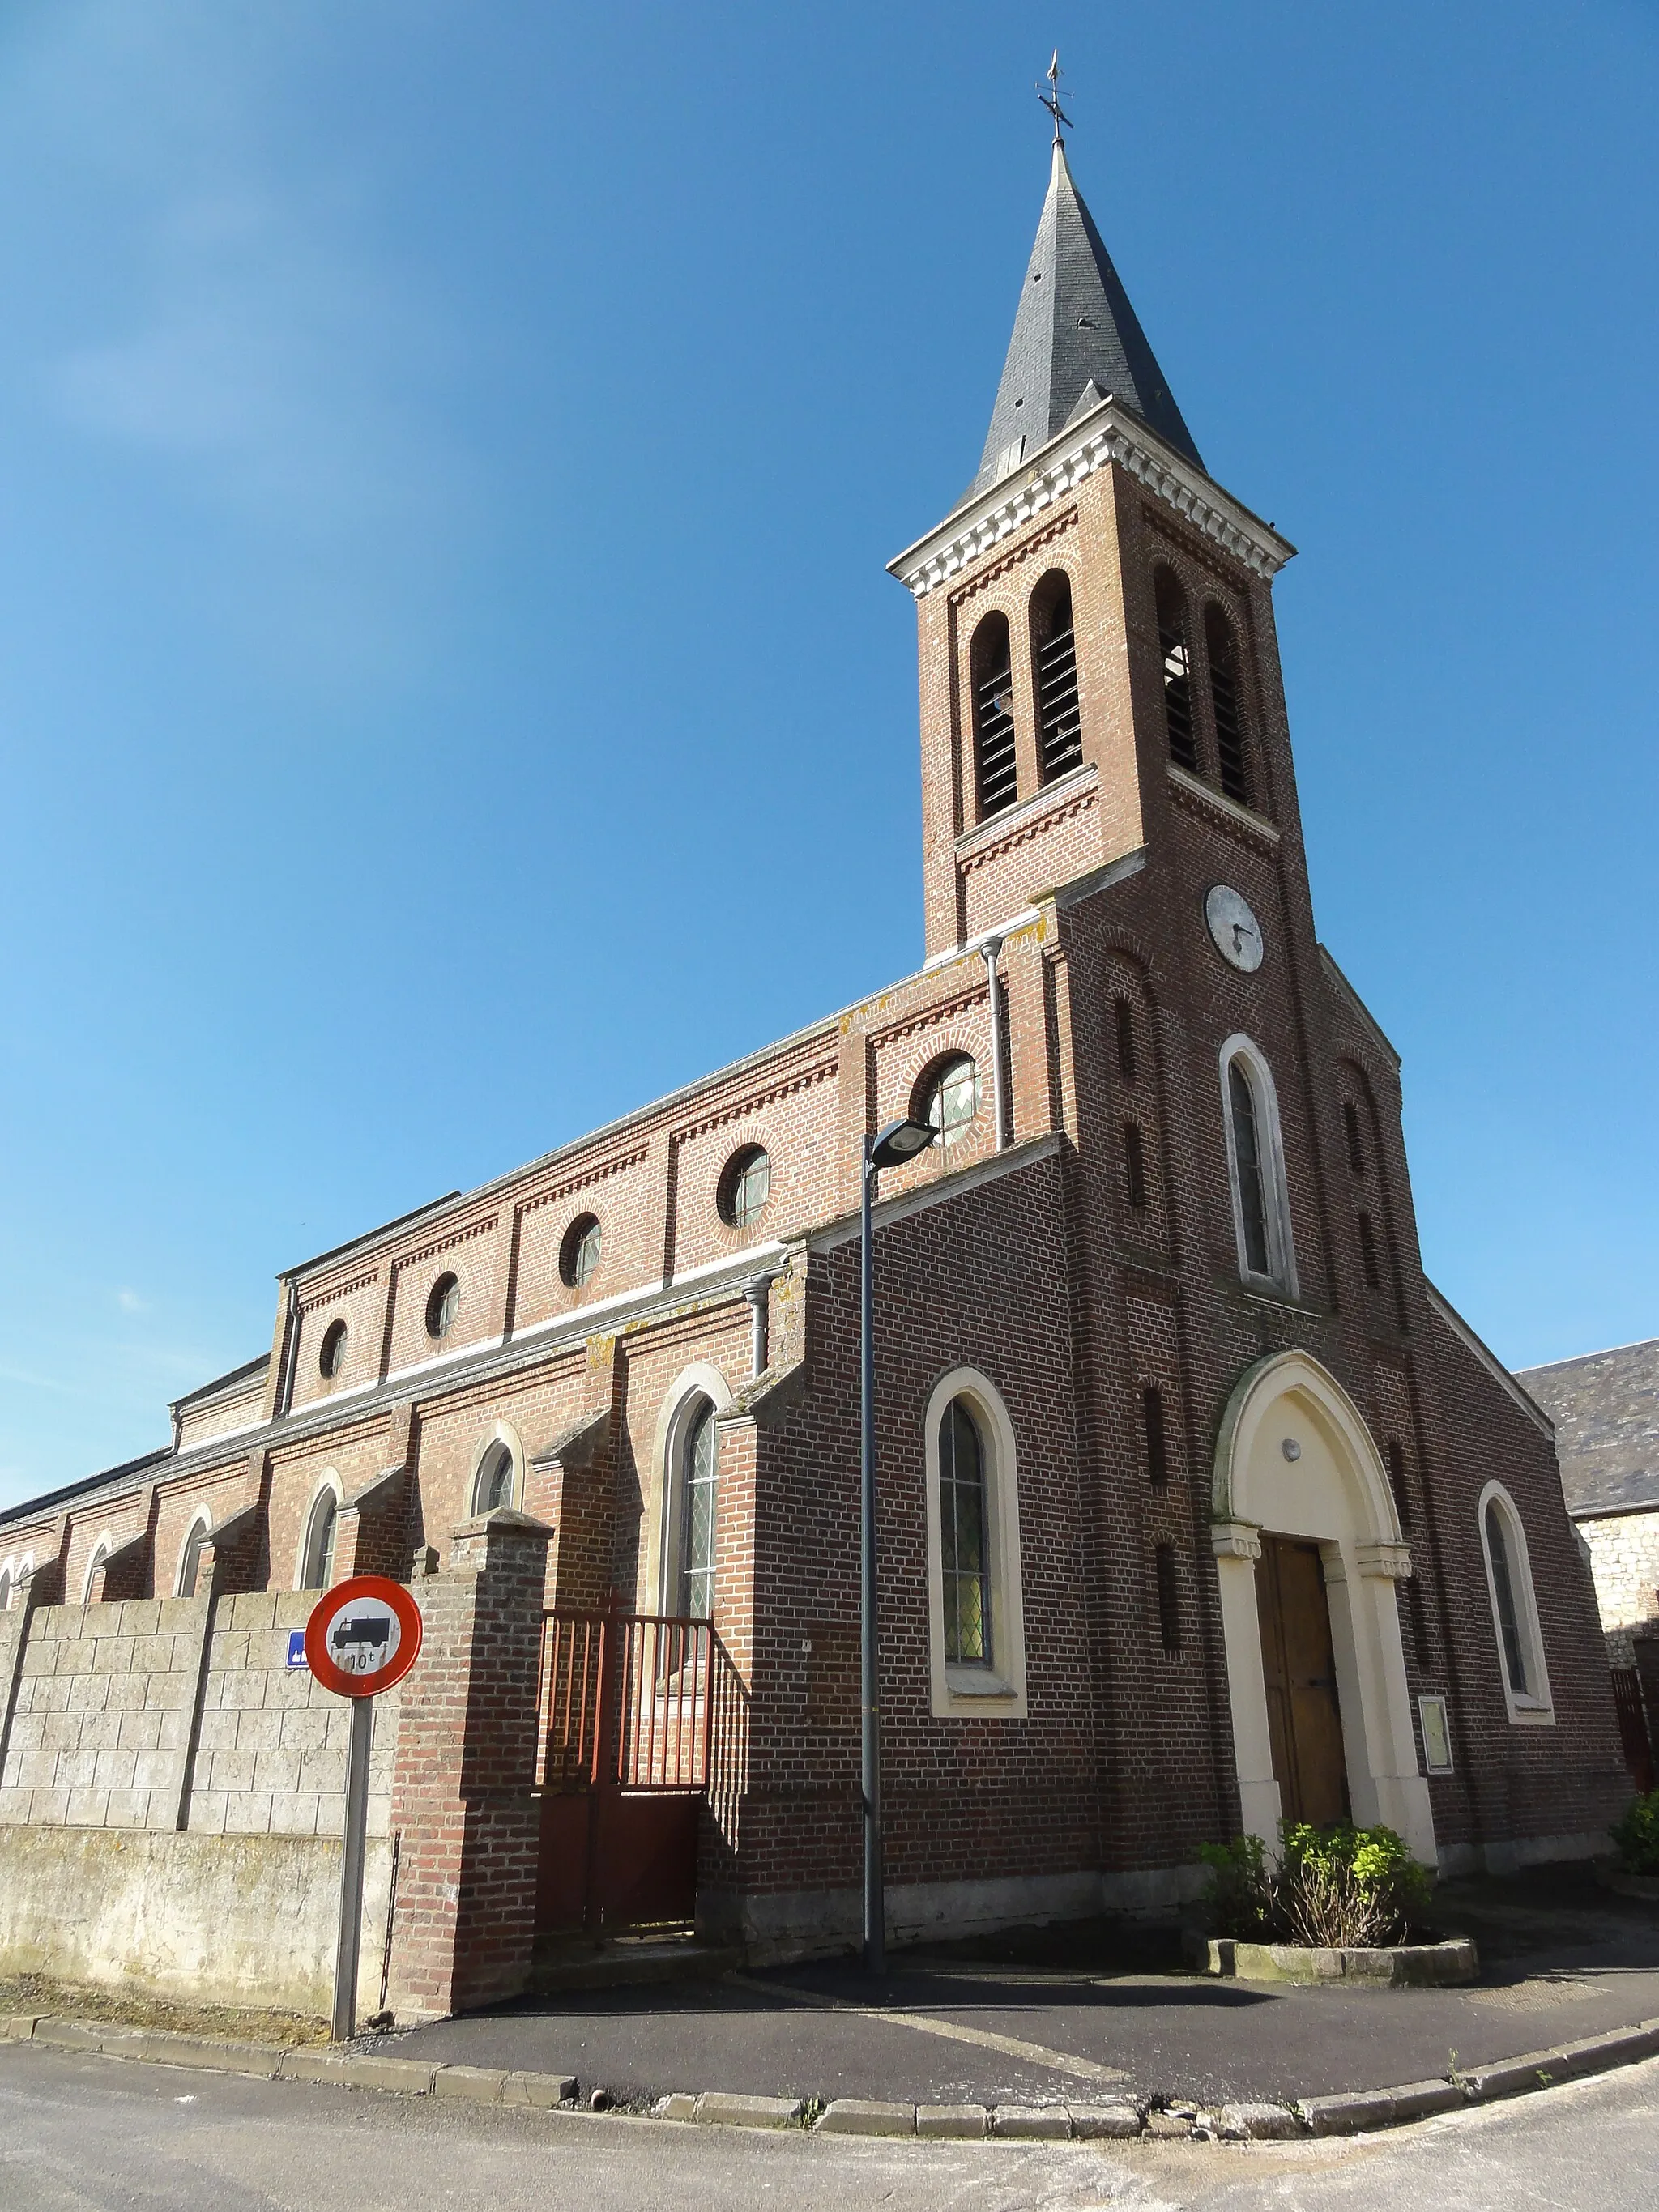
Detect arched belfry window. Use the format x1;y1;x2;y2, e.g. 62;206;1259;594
680;1401;719;1620
1154;570;1196;773
970;612;1018;820
1219;1036;1296;1295
1031;573;1081;782
1478;1482;1553;1723
1204;604;1249;806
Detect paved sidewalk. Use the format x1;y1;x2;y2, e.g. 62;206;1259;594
380;1869;1659;2110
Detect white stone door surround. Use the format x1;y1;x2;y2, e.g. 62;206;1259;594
1211;1350;1435;1864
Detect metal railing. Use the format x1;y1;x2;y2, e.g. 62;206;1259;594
538;1609;714;1795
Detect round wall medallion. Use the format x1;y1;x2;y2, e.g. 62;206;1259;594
1205;884;1264;972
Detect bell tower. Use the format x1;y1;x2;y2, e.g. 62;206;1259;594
889;135;1294;963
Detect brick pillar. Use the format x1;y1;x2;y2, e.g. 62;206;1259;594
386;1507;552;2022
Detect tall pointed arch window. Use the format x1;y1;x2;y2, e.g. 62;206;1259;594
939;1398;991;1666
1154;569;1196;773
1478;1481;1553;1723
1204;604;1250;805
472;1438;518;1516
177;1514;211;1599
1031;572;1082;781
300;1483;340;1590
680;1400;719;1620
970;612;1019;819
923;1370;1028;1715
1219;1036;1297;1295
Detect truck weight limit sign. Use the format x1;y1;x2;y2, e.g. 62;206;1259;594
304;1575;422;1698
305;1575;423;2040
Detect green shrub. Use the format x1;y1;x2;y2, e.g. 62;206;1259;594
1200;1822;1431;1946
1197;1833;1272;1937
1610;1789;1659;1876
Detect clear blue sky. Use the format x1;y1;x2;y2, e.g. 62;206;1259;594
2;2;1656;1510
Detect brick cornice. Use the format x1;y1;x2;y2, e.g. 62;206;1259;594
518;1144;650;1217
889;395;1295;599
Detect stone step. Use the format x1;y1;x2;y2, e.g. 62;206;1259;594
530;1933;740;1993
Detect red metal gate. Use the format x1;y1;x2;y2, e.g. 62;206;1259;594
535;1609;716;1933
1612;1667;1654;1795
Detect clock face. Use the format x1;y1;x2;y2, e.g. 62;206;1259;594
1205;884;1264;973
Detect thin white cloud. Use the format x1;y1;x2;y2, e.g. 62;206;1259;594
115;1288;148;1314
14;0;476;688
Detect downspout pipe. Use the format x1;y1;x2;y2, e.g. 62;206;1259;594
744;1273;776;1382
275;1277;301;1419
979;935;1007;1150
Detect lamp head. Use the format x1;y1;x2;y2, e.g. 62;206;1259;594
869;1117;937;1172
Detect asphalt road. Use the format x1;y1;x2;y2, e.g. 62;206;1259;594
2;2042;1657;2212
382;1951;1659;2109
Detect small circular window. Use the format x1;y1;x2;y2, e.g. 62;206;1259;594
719;1145;771;1228
921;1054;980;1146
560;1213;602;1289
318;1318;348;1379
425;1272;461;1340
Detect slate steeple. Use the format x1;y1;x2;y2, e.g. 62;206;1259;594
972;141;1203;497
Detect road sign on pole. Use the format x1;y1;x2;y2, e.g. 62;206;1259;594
304;1576;423;2041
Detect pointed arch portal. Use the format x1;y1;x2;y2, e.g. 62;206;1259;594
1211;1351;1436;1864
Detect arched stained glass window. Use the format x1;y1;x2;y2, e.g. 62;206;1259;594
1485;1499;1529;1698
301;1489;339;1590
475;1442;516;1516
177;1519;210;1599
1228;1059;1271;1276
680;1402;718;1620
939;1397;991;1667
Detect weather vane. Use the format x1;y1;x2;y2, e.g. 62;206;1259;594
1038;50;1073;147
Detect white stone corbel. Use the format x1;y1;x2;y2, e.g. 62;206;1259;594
1211;1519;1264;1562
1354;1539;1414;1581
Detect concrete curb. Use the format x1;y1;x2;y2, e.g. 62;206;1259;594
4;2007;1659;2144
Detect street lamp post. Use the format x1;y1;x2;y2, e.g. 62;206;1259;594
860;1114;939;1977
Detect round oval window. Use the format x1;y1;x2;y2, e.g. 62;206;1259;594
561;1214;602;1289
720;1146;770;1227
318;1318;348;1379
922;1055;979;1145
425;1272;461;1340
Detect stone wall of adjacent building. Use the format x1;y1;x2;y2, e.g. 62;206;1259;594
1580;1508;1659;1668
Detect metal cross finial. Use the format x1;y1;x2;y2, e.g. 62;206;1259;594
1038;50;1073;147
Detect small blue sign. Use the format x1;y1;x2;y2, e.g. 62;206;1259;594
286;1629;309;1671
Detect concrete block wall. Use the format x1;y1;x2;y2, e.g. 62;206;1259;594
0;1584;412;2014
0;1597;208;1830
188;1592;399;1839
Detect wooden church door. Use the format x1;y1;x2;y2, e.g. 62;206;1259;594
1258;1537;1349;1828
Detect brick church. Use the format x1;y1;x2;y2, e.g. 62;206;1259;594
0;134;1628;2011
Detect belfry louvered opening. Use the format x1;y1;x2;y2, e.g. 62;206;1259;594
1032;572;1082;782
1154;569;1196;773
1205;604;1249;805
970;612;1019;819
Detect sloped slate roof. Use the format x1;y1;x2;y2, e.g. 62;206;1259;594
1519;1336;1659;1517
971;142;1203;501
